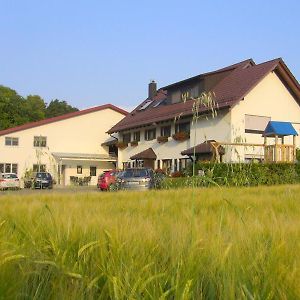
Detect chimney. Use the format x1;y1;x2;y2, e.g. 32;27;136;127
148;80;157;99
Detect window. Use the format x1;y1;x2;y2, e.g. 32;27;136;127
34;136;47;147
77;165;82;174
174;159;178;172
179;158;189;171
133;131;140;142
138;100;152;110
33;164;46;172
90;166;96;176
160;125;171;137
157;160;161;169
181;85;199;99
175;122;190;134
123;133;131;143
108;145;117;156
162;159;172;173
245;115;271;134
122;162;131;169
153;99;165;108
2;173;18;179
5;137;19;146
145;128;156;141
0;163;18;174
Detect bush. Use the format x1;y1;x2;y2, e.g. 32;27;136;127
160;162;300;189
296;148;300;162
170;171;184;178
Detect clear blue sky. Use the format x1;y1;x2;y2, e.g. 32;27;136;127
0;0;299;111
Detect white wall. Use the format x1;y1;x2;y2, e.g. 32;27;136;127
230;71;300;161
0;108;125;185
117;110;231;168
118;71;300;166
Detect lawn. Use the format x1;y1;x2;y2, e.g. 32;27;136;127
0;185;299;299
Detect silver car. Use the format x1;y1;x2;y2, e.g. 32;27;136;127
0;173;21;190
118;168;154;190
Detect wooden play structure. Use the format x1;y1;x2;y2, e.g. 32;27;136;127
210;121;298;163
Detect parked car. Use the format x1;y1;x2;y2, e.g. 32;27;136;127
97;170;118;191
0;173;21;190
118;168;154;191
33;172;53;189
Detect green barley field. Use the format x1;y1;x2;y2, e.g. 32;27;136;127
0;186;299;299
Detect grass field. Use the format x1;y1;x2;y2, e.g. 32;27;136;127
0;185;299;299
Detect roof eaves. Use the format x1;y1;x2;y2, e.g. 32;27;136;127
0;104;128;137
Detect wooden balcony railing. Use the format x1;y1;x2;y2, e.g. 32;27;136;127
264;144;295;163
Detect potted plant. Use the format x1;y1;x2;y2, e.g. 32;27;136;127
116;141;128;149
131;141;138;146
172;131;190;141
157;136;168;143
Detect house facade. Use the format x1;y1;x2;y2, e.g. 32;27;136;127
0;104;127;186
108;58;300;172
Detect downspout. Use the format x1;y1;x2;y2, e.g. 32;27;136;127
109;133;119;169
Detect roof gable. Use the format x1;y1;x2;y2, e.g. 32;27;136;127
108;58;300;133
0;104;127;137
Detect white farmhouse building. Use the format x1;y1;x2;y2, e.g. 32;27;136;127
108;58;300;172
0;104;127;185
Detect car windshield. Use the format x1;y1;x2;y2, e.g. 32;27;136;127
36;173;50;179
2;174;17;179
123;169;149;178
116;171;124;178
100;171;110;177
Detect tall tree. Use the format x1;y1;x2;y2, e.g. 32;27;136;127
0;85;29;130
0;85;79;130
45;99;78;118
25;95;46;122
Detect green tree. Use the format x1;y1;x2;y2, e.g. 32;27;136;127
25;95;46;122
0;85;29;130
46;99;78;118
0;85;79;130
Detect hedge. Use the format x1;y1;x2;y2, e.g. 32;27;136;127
160;162;300;189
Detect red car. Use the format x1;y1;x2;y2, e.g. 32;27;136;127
97;170;117;191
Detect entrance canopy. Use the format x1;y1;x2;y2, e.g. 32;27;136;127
101;138;118;147
52;152;117;162
130;148;157;160
263;121;298;137
181;140;225;156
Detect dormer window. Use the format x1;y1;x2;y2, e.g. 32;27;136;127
138;101;152;111
153;99;165;108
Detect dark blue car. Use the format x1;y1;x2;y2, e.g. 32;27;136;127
33;172;53;189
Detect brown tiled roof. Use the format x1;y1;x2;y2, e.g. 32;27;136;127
0;104;128;137
161;58;255;90
130;148;157;160
181;140;225;156
108;58;300;133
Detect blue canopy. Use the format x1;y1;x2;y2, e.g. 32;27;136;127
263;121;298;137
